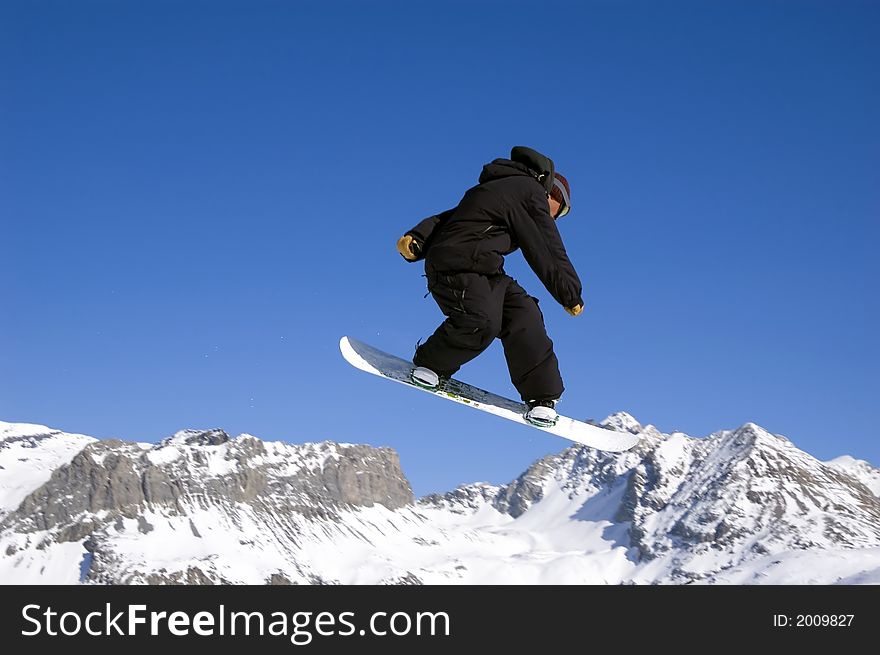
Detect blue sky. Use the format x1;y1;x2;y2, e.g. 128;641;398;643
2;1;878;496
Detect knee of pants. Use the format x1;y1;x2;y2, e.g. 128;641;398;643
445;314;500;351
503;297;551;340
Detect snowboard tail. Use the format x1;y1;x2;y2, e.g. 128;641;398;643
339;336;640;453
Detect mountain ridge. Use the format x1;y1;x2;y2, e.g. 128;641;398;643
1;415;878;584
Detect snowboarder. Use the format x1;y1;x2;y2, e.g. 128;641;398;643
396;146;584;427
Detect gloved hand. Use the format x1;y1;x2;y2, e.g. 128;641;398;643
565;304;584;317
396;234;421;261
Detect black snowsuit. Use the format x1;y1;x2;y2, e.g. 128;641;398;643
403;154;584;403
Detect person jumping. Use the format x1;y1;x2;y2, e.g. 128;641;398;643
396;146;584;428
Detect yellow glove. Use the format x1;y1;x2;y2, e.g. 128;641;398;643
565;304;584;317
396;234;421;262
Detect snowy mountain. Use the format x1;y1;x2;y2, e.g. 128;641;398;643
825;455;880;496
1;415;878;584
0;421;96;523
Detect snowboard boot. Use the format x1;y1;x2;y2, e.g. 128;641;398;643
524;399;559;428
411;366;442;389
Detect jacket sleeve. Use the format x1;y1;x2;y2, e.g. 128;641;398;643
508;191;584;309
403;208;455;262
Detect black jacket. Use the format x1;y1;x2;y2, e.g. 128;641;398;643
405;158;584;310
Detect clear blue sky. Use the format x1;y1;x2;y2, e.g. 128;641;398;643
2;1;878;496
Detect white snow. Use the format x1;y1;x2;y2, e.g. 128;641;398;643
825;455;880;496
1;416;878;585
1;532;88;585
0;421;95;520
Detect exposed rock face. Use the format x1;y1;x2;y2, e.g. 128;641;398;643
1;426;414;583
7;430;413;537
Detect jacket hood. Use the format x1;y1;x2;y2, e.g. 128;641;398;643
478;159;536;184
477;146;556;194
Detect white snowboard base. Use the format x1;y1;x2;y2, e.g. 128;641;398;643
340;336;640;453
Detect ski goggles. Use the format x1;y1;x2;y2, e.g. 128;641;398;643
551;176;571;219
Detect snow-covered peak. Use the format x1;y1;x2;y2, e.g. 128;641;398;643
600;411;642;434
420;482;503;514
143;429;374;483
705;421;793;460
159;428;231;448
0;422;96;521
1;420;59;441
0;421;97;453
826;455;880;496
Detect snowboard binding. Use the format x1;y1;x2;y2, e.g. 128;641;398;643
411;366;442;390
524;399;559;428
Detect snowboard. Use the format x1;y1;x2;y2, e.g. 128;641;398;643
339;336;640;453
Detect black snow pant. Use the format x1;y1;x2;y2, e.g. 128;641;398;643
413;271;564;403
